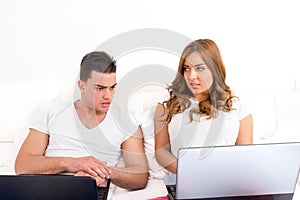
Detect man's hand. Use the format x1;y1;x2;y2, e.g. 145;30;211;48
65;156;111;179
75;170;108;187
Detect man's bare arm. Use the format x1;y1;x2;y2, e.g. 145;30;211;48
15;129;110;179
108;126;149;190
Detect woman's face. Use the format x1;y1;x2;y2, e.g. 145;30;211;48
183;52;213;100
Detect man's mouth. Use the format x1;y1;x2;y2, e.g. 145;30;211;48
101;102;111;108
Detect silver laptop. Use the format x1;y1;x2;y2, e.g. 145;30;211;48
0;174;110;200
164;142;300;200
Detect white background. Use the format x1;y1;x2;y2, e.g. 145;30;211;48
0;0;300;141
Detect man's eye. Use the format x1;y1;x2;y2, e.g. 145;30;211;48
95;86;105;91
110;85;116;90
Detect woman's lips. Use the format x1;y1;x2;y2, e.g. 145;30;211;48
189;83;200;89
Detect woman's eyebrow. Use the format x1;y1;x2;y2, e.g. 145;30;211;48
194;63;206;67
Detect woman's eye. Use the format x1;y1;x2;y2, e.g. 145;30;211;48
183;66;190;71
196;67;205;71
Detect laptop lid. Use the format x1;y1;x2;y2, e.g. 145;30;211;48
0;174;110;200
175;142;300;199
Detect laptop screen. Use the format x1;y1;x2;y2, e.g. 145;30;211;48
0;174;110;200
171;142;300;200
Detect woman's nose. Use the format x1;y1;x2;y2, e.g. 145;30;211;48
189;69;197;80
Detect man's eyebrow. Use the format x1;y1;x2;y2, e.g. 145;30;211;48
94;83;117;88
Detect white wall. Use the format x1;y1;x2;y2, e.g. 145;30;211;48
1;0;300;141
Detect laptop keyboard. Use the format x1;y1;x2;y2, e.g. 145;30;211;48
165;190;294;200
97;186;109;200
166;185;176;200
97;179;111;200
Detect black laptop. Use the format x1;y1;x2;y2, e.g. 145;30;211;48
164;142;300;200
0;174;110;200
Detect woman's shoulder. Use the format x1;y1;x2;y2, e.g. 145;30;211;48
154;103;167;117
155;102;174;124
230;93;252;119
230;93;248;108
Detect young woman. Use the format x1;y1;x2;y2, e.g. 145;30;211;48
154;39;253;174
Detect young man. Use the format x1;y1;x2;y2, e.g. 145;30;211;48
15;51;149;190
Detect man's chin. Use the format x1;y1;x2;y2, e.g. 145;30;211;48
96;107;110;113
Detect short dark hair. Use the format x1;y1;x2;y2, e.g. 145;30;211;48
80;51;116;81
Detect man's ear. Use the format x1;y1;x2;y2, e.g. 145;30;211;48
78;80;86;92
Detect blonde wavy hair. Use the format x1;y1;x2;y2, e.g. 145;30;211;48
163;39;236;123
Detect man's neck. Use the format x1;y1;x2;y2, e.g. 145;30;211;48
74;100;107;129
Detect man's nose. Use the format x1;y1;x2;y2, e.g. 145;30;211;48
103;88;113;99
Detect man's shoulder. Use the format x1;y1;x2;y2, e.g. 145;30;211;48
44;96;74;118
108;101;140;136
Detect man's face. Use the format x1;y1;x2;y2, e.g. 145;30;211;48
79;71;117;113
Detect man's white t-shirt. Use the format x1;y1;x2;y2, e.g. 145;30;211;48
30;99;138;166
